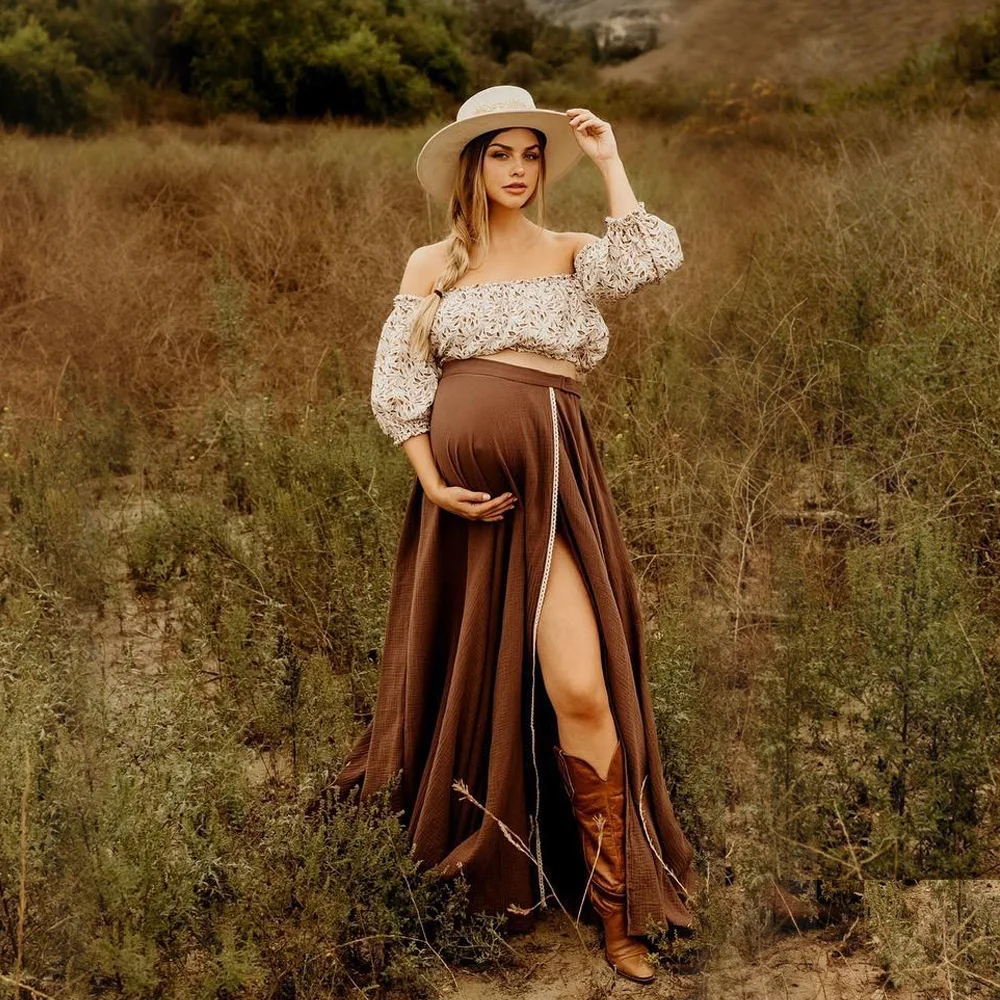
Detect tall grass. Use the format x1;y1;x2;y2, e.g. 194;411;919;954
1;102;999;995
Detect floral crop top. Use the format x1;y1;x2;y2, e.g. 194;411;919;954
370;201;683;445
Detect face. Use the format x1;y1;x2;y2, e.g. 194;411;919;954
481;128;542;206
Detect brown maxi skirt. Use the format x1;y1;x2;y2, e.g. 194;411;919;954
334;356;700;938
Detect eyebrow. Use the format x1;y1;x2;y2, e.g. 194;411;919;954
488;142;541;151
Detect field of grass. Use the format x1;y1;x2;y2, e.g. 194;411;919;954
2;99;1000;997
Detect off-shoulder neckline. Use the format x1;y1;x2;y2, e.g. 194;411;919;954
394;271;581;302
390;202;655;302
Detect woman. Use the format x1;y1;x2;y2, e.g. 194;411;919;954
334;85;699;984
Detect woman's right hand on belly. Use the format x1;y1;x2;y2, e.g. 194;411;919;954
426;484;518;522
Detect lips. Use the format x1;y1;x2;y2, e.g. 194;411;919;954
505;184;527;191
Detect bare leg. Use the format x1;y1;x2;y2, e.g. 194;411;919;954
536;529;619;779
538;531;657;983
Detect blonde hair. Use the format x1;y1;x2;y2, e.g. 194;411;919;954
408;126;548;362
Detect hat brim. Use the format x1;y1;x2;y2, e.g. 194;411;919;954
415;109;584;203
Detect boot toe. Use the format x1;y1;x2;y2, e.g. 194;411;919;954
607;943;656;984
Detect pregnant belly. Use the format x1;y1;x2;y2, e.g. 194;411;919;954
429;371;535;498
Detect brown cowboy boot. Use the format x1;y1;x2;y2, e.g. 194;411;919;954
554;739;656;985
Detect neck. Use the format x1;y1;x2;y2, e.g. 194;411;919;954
486;202;537;247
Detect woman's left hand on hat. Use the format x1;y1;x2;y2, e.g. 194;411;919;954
564;108;619;164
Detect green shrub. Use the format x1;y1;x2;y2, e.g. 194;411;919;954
0;18;95;132
647;608;726;853
829;3;1000;111
166;0;468;121
945;5;1000;86
0;583;505;997
761;504;999;881
866;881;1000;996
3;434;112;607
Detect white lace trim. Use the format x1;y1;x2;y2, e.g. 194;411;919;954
369;202;682;445
528;385;560;906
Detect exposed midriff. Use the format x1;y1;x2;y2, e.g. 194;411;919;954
476;348;579;380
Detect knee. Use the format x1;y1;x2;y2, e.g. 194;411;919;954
551;672;611;723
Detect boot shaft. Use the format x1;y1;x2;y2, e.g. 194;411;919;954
554;741;626;895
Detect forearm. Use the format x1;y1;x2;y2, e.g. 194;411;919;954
401;432;446;497
597;155;639;220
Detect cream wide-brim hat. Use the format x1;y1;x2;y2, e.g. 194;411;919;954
415;85;584;203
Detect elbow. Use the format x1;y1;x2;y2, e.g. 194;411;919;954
372;411;429;447
371;405;398;445
657;251;684;282
393;426;428;447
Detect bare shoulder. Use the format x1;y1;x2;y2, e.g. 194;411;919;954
549;229;600;258
398;241;449;296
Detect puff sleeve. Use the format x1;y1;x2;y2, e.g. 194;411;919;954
572;201;683;300
370;294;442;446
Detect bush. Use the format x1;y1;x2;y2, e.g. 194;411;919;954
0;18;95;132
829;3;1000;112
866;881;1000;996
166;0;468;121
946;4;1000;86
761;506;1000;881
304;25;436;123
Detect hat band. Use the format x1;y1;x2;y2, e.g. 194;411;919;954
461;99;535;117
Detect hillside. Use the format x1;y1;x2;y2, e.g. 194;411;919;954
533;0;998;84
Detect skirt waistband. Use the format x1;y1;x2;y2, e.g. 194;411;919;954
439;357;582;397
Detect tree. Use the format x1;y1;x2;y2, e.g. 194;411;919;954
299;24;434;120
0;17;95;132
466;0;538;64
164;0;468;119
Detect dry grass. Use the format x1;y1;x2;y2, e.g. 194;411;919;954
0;120;427;429
6;106;992;434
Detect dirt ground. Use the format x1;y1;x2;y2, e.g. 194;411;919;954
435;909;915;1000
